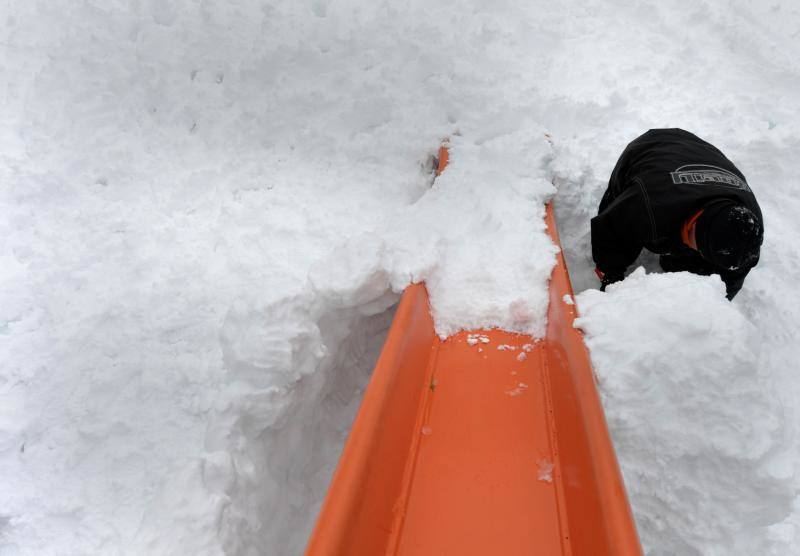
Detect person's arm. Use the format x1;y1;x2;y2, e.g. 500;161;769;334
722;273;746;300
720;255;758;300
591;185;653;287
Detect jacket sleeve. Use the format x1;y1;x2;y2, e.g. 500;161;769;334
722;272;746;300
591;185;653;276
720;254;758;300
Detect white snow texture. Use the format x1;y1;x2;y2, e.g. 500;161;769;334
2;1;800;555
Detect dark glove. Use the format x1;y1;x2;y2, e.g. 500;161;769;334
595;268;624;291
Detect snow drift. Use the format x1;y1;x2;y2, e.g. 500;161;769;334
576;269;794;555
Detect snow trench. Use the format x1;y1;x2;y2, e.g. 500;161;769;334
134;288;397;555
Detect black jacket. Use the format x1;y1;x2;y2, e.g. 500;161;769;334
591;129;762;298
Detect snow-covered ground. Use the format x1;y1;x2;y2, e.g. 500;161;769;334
2;1;799;554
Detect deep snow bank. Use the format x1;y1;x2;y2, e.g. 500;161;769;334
576;269;794;555
133;295;397;555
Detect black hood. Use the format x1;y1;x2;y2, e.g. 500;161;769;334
696;200;763;271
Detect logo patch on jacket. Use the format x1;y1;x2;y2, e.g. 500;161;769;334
670;164;750;191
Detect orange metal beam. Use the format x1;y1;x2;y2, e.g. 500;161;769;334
305;147;641;556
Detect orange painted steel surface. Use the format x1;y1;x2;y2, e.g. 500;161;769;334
304;284;438;556
305;151;641;556
436;144;449;176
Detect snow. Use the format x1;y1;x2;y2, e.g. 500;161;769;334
505;382;529;397
2;0;800;555
466;333;492;346
575;269;795;554
537;459;554;483
386;135;558;338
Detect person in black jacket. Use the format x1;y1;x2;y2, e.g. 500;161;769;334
592;129;763;299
